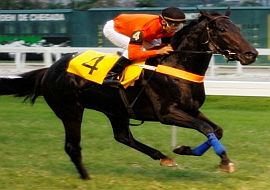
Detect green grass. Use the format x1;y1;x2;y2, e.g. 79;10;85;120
0;95;270;190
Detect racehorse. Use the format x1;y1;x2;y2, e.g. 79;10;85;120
0;10;257;180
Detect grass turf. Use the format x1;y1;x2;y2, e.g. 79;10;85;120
0;95;269;190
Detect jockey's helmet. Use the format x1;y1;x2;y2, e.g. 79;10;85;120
161;7;186;23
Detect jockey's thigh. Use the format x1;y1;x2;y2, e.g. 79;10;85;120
103;20;130;49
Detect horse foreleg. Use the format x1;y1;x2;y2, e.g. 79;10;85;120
160;106;234;172
173;140;211;156
174;132;234;172
108;115;177;167
219;152;235;173
196;112;234;172
207;133;235;172
62;119;90;180
197;112;223;139
174;111;224;156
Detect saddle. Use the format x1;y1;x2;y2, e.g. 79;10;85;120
67;50;144;88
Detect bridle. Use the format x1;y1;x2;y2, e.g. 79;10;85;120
202;15;237;61
175;15;237;61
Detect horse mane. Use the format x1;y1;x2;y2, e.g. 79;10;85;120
170;19;199;49
170;11;223;50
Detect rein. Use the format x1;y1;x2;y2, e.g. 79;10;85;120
173;50;213;54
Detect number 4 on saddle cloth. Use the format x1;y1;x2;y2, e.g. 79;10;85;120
67;50;144;88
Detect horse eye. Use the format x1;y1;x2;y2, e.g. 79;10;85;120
219;28;226;32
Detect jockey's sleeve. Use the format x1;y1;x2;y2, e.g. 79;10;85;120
128;30;158;60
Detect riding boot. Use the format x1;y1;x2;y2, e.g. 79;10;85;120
111;56;132;74
104;56;132;85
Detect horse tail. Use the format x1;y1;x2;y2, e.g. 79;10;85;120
0;68;48;104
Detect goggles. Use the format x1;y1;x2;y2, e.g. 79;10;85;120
166;21;181;27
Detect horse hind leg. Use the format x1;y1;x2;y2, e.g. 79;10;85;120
107;115;177;167
62;118;90;180
46;98;90;179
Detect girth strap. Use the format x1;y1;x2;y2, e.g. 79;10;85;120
103;80;138;119
118;86;136;118
118;86;145;126
133;64;205;83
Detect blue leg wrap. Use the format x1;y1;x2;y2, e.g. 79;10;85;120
207;133;226;156
191;141;211;156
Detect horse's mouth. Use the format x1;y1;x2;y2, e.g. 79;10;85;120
223;50;258;65
223;51;237;62
238;51;258;65
222;50;239;63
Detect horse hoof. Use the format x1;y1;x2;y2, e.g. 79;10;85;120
160;158;178;167
80;173;91;180
173;146;193;155
219;162;235;173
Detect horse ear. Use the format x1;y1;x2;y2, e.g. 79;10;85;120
199;10;210;18
199;10;214;22
199;10;207;16
225;6;231;17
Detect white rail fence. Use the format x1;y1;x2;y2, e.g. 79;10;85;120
0;47;269;148
0;47;269;72
0;47;122;70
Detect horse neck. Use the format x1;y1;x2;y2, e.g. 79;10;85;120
169;21;212;75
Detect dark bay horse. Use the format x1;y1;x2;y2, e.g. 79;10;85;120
0;10;257;179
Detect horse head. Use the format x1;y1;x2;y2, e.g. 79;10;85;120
171;10;258;65
200;10;258;65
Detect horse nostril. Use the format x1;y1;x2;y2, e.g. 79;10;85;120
245;51;258;59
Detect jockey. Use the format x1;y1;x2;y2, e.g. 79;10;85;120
103;7;186;75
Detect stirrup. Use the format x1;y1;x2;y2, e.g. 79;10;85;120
106;71;118;80
103;79;121;86
103;73;122;87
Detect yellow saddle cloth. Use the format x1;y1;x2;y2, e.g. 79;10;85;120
67;50;144;88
